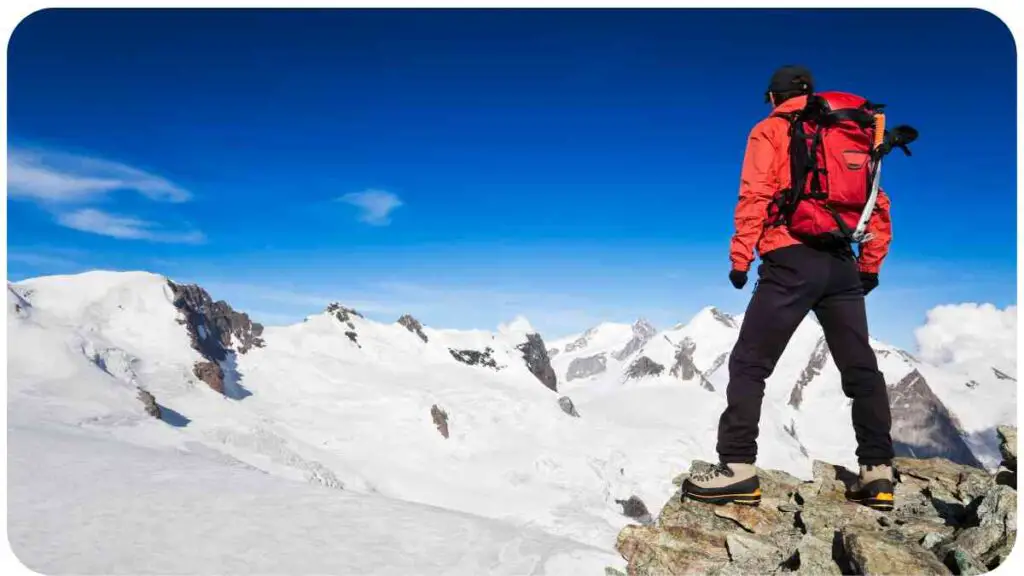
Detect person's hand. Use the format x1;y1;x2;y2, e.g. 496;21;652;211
860;272;879;295
729;269;748;290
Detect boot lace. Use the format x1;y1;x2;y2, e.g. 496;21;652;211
691;462;734;483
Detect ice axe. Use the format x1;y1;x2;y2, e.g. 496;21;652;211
852;118;918;243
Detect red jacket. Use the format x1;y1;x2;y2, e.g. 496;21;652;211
729;95;892;274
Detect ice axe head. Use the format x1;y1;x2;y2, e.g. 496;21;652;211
883;125;919;156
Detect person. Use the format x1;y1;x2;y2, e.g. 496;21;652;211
682;65;896;511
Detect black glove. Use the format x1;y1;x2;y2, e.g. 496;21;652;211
729;269;748;290
860;272;879;295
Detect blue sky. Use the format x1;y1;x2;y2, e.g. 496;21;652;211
6;8;1017;349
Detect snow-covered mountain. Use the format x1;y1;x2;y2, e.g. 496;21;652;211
6;271;1016;574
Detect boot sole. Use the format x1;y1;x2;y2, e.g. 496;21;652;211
847;492;894;511
683;488;762;507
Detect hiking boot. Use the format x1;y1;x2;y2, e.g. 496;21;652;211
682;463;761;506
845;464;895;511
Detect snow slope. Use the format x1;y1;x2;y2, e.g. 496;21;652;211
6;271;1017;573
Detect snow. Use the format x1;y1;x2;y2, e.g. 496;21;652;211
5;270;1016;574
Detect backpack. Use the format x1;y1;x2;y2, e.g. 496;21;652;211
767;91;918;245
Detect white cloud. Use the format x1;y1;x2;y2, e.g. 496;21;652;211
56;209;205;244
8;146;190;203
339;189;403;226
914;303;1017;376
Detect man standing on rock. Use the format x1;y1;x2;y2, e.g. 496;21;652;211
683;65;915;511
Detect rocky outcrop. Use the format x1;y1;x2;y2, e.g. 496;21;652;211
449;347;500;370
992;368;1015;381
616;496;654;526
568;353;607;382
326;302;362;330
168;281;263;396
669;338;715;391
789;337;829;409
517;333;557;392
616;434;1019;575
137;388;161;419
612;319;658;361
997;426;1017;488
565;327;597;353
710;307;738;329
344;331;360;347
430;404;449;439
397;314;428;343
558;396;580;418
626;356;665;379
890;370;981;467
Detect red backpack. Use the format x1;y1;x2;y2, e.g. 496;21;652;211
768;91;917;245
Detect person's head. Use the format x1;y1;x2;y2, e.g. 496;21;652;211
765;65;814;107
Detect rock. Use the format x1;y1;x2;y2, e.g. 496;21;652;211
516;333;557;392
940;546;988;576
567;353;607;382
193;360;224;394
430;404;449;439
778;502;801;513
344;331;360;347
603;567;627;576
843;527;950;575
137;388;161;419
725;532;784;566
760;467;804;499
669;338;714;391
714;503;787;535
625;356;665;379
890;370;982;467
612;319;658;361
397;314;428;343
789;337;829;409
997;425;1017;471
894;456;993;505
616;524;730;575
449;347;500;370
920;530;951;550
557;396;580;418
793;535;841;575
169;281;265;356
616;496;654;526
325;302;362;329
951;484;1017;567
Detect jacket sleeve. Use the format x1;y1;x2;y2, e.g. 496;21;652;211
857;188;892;274
729;121;777;271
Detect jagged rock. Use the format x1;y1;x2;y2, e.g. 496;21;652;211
344;331;360;347
992;368;1015;381
137;388;161;419
948;484;1017;567
669;338;714;391
625;356;664;379
714;503;788;535
997;425;1017;470
843;527;950;575
397;314;428;343
724;532;784;572
783;420;810;458
709;308;737;329
894;456;993;506
449;347;499;370
706;352;729;377
325;302;362;329
920;530;953;550
789;337;829;409
430;404;449;439
616;524;730;575
567;353;607;382
941;546;988;575
890;370;981;467
564;328;596;352
616;496;654;526
964;379;980;389
793;535;841;575
557;396;580;418
516;333;557;392
168;281;265;356
193;361;224;394
612;319;658;361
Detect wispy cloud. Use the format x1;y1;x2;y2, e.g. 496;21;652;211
8;144;203;243
56;209;206;244
8;146;190;203
338;189;403;226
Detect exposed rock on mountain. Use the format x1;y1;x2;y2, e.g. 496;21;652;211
564;327;597;353
326;302;363;329
568;353;608;382
397;314;429;343
789;337;829;409
449;347;500;370
625;356;664;379
615;496;653;526
709;307;738;329
993;368;1015;381
430;404;449;439
612;319;658;361
890;370;981;467
517;333;557;392
137;388;161;419
616;430;1018;576
558;396;580;418
669;338;715;391
168;281;263;395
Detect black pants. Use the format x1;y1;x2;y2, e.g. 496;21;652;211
716;243;894;466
